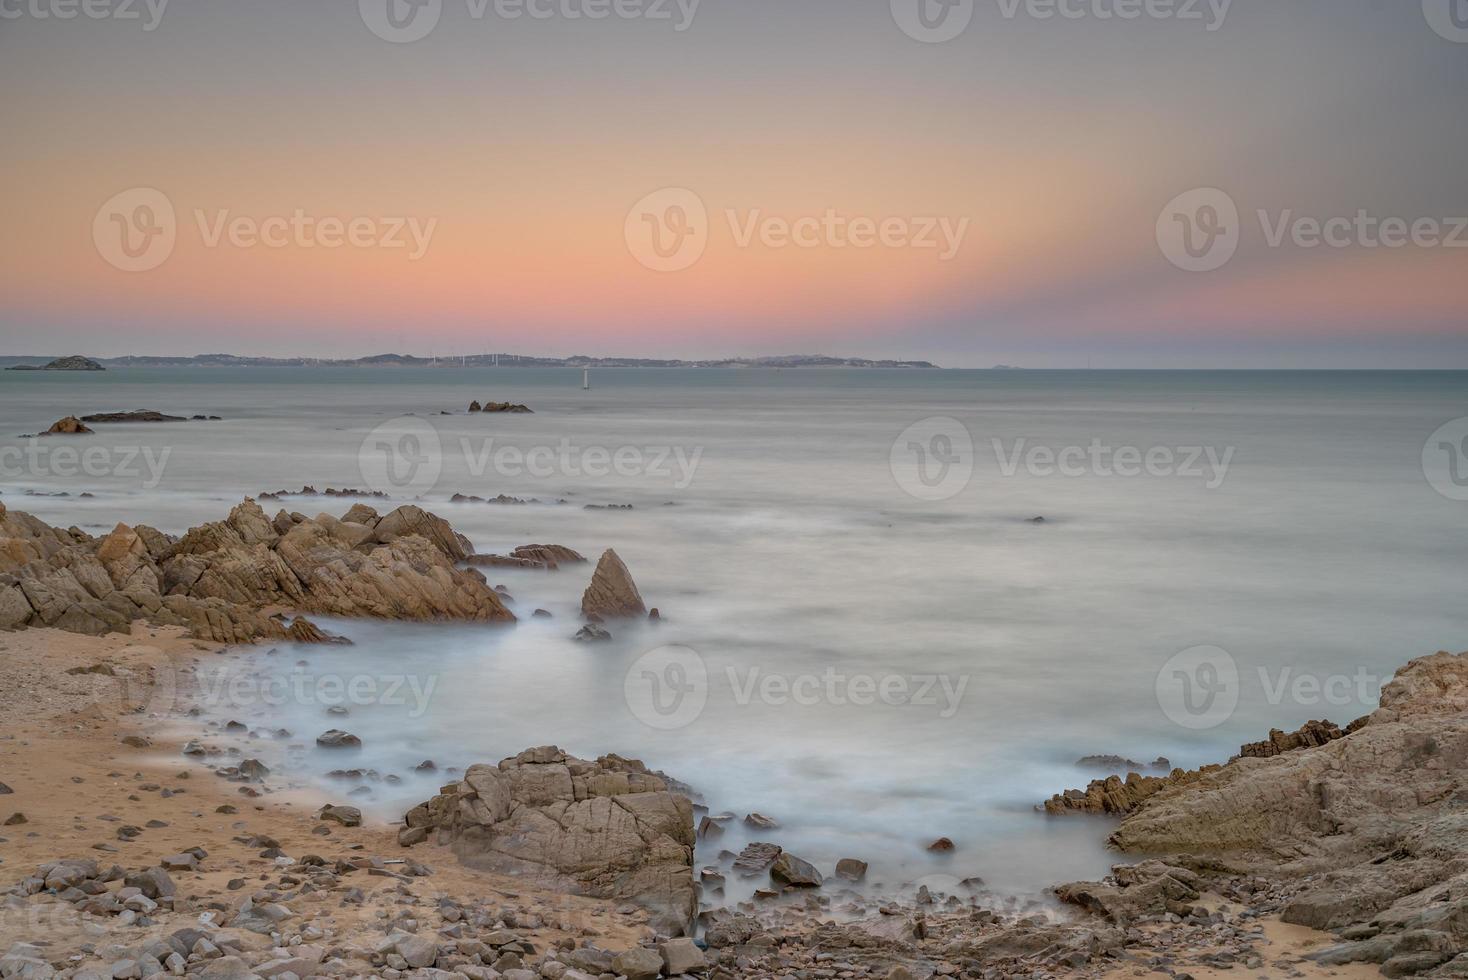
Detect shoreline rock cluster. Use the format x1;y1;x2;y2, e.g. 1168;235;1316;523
0;499;514;641
467;400;532;413
1049;650;1468;978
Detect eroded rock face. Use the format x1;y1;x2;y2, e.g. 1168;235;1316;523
1095;651;1468;971
580;549;646;619
1238;718;1353;758
401;746;695;929
0;499;513;640
1043;767;1220;816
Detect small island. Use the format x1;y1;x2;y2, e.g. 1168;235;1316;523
6;355;105;372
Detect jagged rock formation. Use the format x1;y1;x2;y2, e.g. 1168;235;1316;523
1238;718;1355;757
0;499;513;641
400;746;695;929
1078;651;1468;978
580;549;646;619
78;410;189;423
466;543;586;571
1045;717;1366;816
1043;766;1221;816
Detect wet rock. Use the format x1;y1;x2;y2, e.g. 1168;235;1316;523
732;842;782;878
41;416;94;436
580;549;647;619
770;852;823;887
316;729;361;749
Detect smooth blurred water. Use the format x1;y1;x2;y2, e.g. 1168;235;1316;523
4;367;1467;898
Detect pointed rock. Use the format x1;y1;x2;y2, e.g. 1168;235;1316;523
581;549;647;619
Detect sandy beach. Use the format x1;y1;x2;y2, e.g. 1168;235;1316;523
0;621;1397;979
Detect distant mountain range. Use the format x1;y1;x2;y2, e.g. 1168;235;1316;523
0;353;941;370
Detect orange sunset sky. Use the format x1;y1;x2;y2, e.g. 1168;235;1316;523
1;0;1465;366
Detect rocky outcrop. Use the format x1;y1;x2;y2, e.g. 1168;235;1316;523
1071;651;1468;977
0;499;513;640
1238;718;1353;758
1044;766;1220;816
79;410;188;423
1047;719;1359;815
1056;860;1205;925
400;746;695;929
40;416;93;435
6;355;105;371
1076;754;1171;772
465;543;586;571
581;549;646;619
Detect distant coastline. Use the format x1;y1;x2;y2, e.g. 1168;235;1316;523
0;352;941;370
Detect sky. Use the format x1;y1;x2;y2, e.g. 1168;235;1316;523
0;0;1465;368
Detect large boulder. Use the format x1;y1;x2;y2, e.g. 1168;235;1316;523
580;549;646;619
40;416;93;436
401;746;695;929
